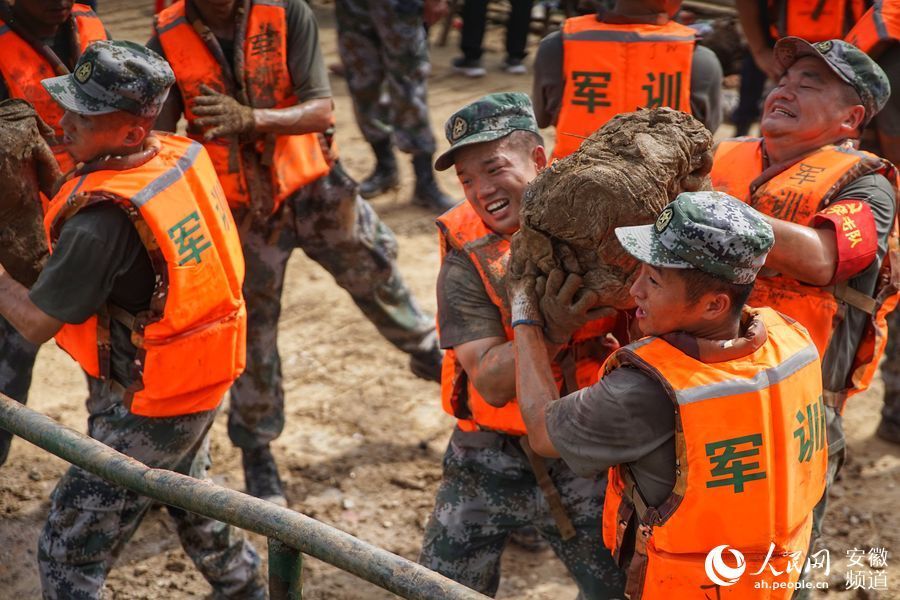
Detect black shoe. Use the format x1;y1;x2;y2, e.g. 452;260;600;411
451;56;486;78
359;163;400;199
242;445;287;506
409;345;443;383
876;418;900;444
410;180;458;213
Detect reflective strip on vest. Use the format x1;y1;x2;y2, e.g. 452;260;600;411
45;134;247;417
846;1;900;57
552;16;694;160
600;307;826;599
155;0;330;210
0;4;107;173
711;138;900;397
435;202;615;435
675;342;818;405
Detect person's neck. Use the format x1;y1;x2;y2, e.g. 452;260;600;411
684;316;741;343
603;1;668;24
192;0;237;32
762;134;849;167
81;135;159;173
11;6;61;39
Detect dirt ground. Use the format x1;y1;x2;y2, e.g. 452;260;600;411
0;2;898;598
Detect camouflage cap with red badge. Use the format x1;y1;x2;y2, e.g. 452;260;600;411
774;37;891;125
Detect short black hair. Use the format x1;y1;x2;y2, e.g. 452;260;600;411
504;129;544;154
676;268;754;318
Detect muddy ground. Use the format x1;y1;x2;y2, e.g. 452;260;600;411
0;2;897;598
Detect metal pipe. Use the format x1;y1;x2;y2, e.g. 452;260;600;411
268;537;303;600
0;395;488;600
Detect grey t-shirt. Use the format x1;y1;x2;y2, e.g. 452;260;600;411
820;173;896;395
437;248;506;349
148;0;331;131
545;366;675;507
532;26;723;133
29;203;155;388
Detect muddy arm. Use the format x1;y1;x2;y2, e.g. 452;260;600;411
0;269;62;344
764;217;838;286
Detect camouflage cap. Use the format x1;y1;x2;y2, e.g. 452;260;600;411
774;37;891;124
42;40;174;118
615;191;774;284
434;92;540;171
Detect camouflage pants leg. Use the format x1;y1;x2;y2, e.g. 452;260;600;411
290;164;435;353
418;428;626;598
336;0;437;155
879;309;900;429
0;314;39;465
38;381;263;599
229;164;436;449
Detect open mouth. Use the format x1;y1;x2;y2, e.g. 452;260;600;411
771;106;796;118
635;307;647;319
485;199;509;214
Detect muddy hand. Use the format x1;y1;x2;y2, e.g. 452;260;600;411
540;269;609;344
192;84;255;140
509;260;543;327
32;139;63;198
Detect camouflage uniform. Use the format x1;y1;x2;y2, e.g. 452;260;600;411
423;94;625;598
32;41;265;599
335;0;437;155
228;161;436;449
0;316;38;464
419;430;625;597
38;379;264;600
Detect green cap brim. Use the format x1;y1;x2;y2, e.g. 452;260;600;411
41;74;118;116
615;224;692;270
434;128;519;171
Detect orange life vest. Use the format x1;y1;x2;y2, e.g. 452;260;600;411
0;4;107;173
44;134;247;418
846;1;900;57
601;308;826;599
553;16;694;160
711;138;900;404
155;0;330;211
768;0;866;42
435;202;617;435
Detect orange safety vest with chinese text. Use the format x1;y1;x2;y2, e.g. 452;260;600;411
435;202;617;435
768;0;866;42
846;1;900;58
711;138;900;404
553;16;694;160
601;308;826;599
155;0;330;211
0;4;107;173
44;134;247;417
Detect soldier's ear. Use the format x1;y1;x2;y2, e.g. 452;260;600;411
533;144;548;171
841;104;866;137
122;123;148;148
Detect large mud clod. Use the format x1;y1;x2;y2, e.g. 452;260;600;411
511;108;714;309
0;99;61;287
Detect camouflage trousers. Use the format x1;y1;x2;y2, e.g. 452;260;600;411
37;378;264;599
879;309;900;428
0;314;39;465
336;0;437;155
228;163;436;449
418;428;626;598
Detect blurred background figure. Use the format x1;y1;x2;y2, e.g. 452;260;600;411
452;0;536;76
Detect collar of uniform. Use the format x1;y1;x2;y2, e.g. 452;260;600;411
658;308;768;363
597;9;670;26
77;134;162;175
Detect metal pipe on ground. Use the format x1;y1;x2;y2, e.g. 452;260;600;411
0;394;488;600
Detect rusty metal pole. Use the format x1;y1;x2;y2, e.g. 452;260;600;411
0;395;488;600
268;537;303;600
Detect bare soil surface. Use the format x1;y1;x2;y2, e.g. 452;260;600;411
0;2;897;598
